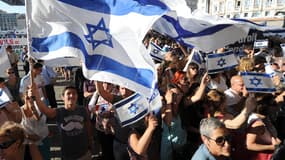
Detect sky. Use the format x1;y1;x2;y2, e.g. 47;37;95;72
0;1;25;14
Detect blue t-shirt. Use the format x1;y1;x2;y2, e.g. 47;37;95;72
192;144;231;160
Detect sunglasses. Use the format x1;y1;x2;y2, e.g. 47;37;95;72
0;139;16;149
204;135;232;146
7;72;14;74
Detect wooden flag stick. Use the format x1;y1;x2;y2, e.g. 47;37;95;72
28;57;40;121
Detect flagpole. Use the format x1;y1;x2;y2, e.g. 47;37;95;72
25;0;40;121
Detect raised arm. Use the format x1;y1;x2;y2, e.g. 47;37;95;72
161;89;174;126
184;72;210;106
129;114;158;155
223;95;256;129
29;84;56;119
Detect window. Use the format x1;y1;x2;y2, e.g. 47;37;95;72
214;5;218;12
253;0;260;8
277;0;285;5
244;0;251;9
265;0;273;7
244;13;248;17
265;11;270;16
227;15;231;18
236;0;241;8
227;1;233;11
233;14;240;18
219;2;224;12
252;12;260;17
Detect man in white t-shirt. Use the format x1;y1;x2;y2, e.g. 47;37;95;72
19;62;46;103
224;75;248;115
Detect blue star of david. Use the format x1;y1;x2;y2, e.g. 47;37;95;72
128;103;140;114
84;18;113;50
217;58;226;67
250;77;262;87
153;49;159;54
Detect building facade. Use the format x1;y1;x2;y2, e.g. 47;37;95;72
0;11;17;31
197;0;285;26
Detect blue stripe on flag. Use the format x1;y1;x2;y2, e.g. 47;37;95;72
121;109;148;126
232;18;266;27
208;64;238;73
150;42;162;50
207;51;234;58
245;88;276;92
58;0;168;16
32;32;154;89
193;51;202;64
240;72;272;78
113;93;141;109
162;15;233;38
263;29;285;34
150;54;163;62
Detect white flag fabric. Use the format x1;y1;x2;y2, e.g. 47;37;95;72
207;50;238;74
153;10;250;52
233;18;285;38
0;88;10;108
113;93;149;127
183;49;205;72
240;72;276;93
0;44;11;77
44;57;81;67
265;63;276;76
27;0;171;99
149;41;166;63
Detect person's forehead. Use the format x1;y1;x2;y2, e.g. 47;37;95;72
64;88;77;94
210;127;228;138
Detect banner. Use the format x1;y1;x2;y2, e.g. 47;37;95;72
0;44;11;77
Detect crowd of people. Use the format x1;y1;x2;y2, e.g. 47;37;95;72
1;29;285;160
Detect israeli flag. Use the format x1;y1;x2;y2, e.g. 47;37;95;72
27;0;170;99
207;50;238;74
113;93;149;127
0;89;10;108
149;41;166;63
0;44;11;77
233;18;285;38
153;10;250;52
183;49;205;72
240;72;276;93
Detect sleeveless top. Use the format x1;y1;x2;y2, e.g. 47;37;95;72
127;129;148;160
161;115;187;160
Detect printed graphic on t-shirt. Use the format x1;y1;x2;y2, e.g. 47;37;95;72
60;115;84;136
